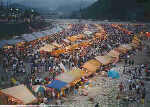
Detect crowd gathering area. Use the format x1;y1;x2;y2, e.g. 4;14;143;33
0;23;149;106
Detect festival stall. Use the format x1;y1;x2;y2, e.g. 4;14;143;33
3;45;13;49
52;42;62;48
67;34;85;42
130;43;139;49
107;50;120;63
132;35;141;45
95;55;115;66
0;85;37;105
82;59;101;77
114;46;128;54
46;80;67;91
120;44;133;51
46;80;68;98
39;44;56;53
56;68;84;86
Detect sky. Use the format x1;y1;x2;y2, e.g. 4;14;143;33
4;0;97;3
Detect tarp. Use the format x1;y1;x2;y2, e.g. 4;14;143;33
56;68;83;83
130;43;138;49
39;44;56;52
95;55;114;65
0;84;37;104
52;42;62;48
67;68;83;79
115;46;128;54
67;34;84;42
107;50;120;58
82;59;101;73
119;44;133;50
56;72;75;83
46;80;67;91
108;69;120;79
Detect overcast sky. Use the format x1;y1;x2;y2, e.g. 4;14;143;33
5;0;97;3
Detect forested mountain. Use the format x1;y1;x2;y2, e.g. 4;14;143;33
81;0;150;21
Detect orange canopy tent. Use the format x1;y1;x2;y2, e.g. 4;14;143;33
82;59;101;76
67;34;84;42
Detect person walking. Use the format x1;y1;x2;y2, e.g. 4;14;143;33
95;103;99;107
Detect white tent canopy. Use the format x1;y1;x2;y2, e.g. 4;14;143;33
0;85;37;104
95;55;114;65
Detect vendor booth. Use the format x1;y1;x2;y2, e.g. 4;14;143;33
107;50;120;58
0;85;37;105
67;34;85;42
107;50;120;63
39;44;56;52
120;44;133;51
56;68;83;86
95;55;115;66
114;46;128;54
82;59;101;76
46;80;68;98
46;80;68;91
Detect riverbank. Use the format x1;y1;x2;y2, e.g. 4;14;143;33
0;21;52;40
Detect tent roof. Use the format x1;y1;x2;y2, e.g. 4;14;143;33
46;80;67;90
95;55;114;65
130;43;138;48
56;72;75;83
56;68;83;83
0;84;37;104
119;44;132;50
39;44;56;52
82;59;101;72
114;46;128;54
107;50;120;58
68;68;82;79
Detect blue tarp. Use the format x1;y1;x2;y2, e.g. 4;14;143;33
108;69;120;79
46;80;67;91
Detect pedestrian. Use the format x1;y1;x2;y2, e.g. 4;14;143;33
131;60;134;66
95;103;99;107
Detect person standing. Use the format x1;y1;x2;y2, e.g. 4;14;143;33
95;103;99;107
141;87;146;104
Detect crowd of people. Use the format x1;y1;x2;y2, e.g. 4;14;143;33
0;23;147;105
119;61;147;104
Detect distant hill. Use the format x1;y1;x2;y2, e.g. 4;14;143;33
9;3;29;10
15;0;96;17
81;0;150;21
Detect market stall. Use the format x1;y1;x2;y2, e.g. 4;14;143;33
0;85;37;105
82;59;101;76
39;44;56;52
114;46;128;54
46;80;68;91
107;50;120;58
120;44;133;51
67;34;85;42
107;50;120;63
95;55;115;66
56;68;83;85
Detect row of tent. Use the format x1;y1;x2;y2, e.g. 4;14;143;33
45;41;140;92
0;37;140;105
